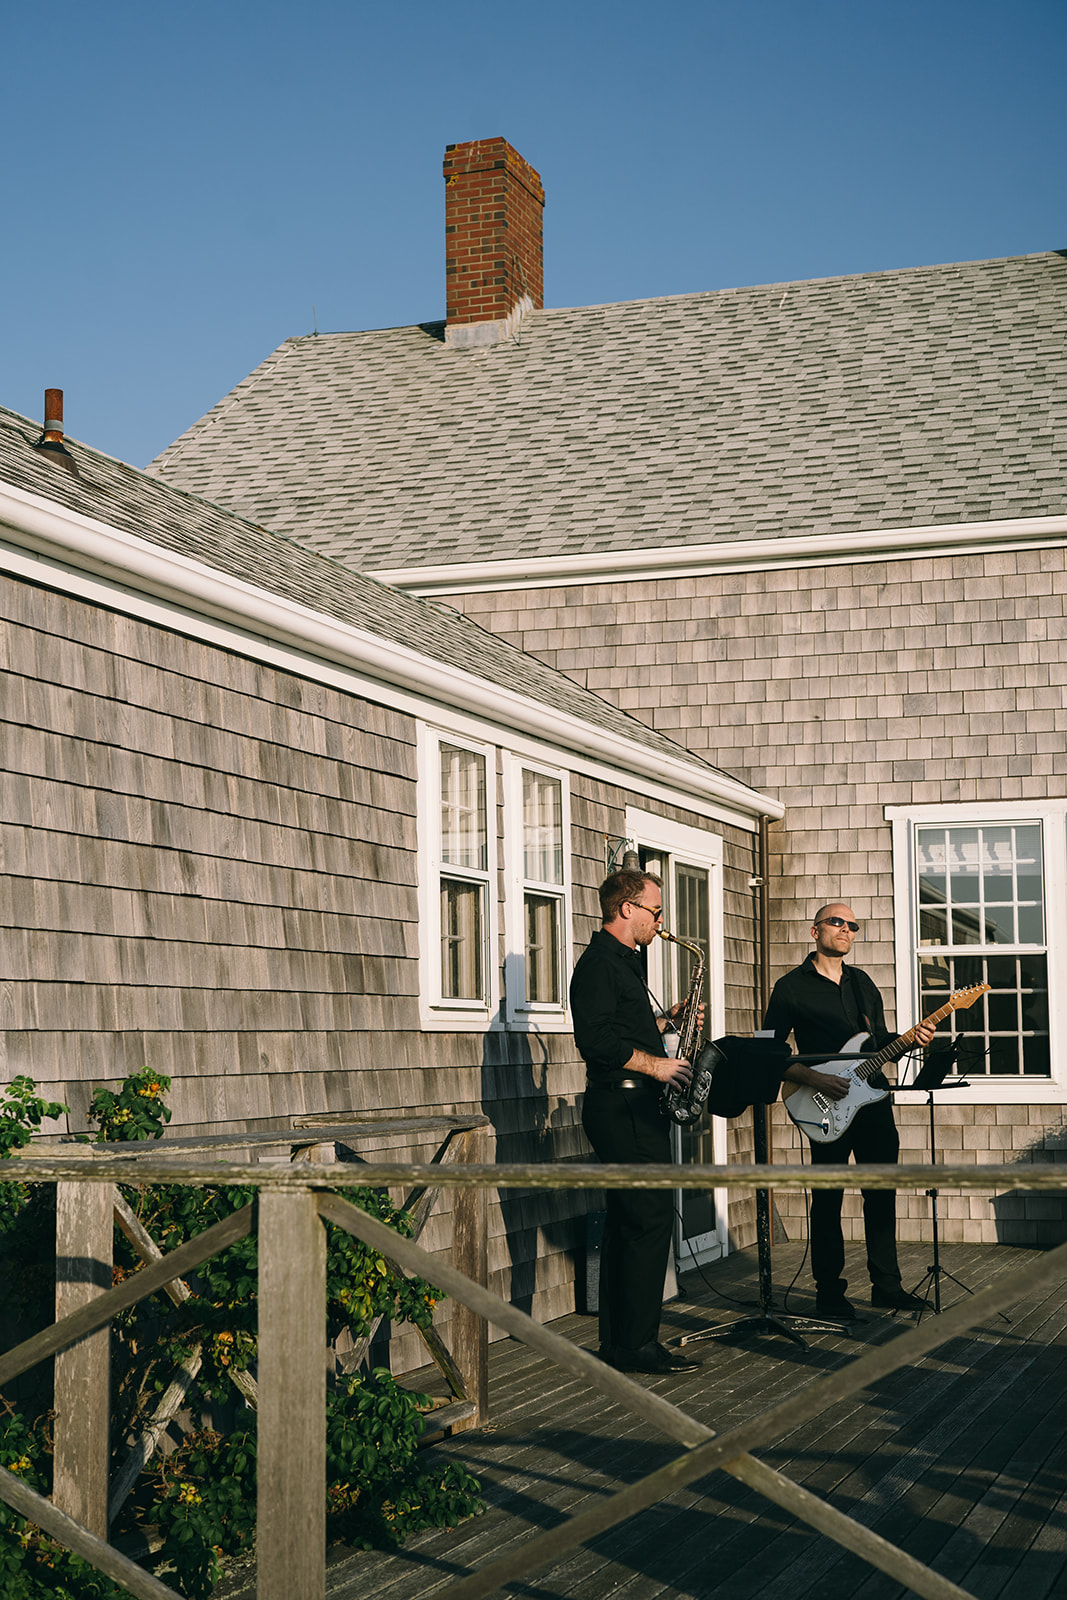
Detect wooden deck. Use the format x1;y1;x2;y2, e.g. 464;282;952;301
216;1238;1067;1600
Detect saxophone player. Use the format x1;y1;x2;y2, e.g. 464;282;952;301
570;869;702;1375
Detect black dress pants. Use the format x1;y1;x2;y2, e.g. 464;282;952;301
808;1093;902;1297
582;1085;673;1351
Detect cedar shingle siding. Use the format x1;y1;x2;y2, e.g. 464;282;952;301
446;549;1067;1246
146;245;1067;1250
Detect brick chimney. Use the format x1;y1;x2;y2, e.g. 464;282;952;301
443;137;544;347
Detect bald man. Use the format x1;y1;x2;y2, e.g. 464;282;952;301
764;902;934;1320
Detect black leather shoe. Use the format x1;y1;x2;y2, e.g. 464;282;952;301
815;1294;860;1321
610;1342;700;1374
871;1286;925;1313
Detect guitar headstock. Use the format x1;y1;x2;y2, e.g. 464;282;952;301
948;982;992;1012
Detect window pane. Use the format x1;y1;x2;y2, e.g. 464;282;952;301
949;907;982;946
911;821;1050;1075
988;1038;1020;1075
981;826;1014;902
986;992;1018;1032
913;951;1050;1078
1023;1035;1051;1075
441;746;486;869
673;865;710;1038
524;893;561;1004
916;824;1045;950
523;771;563;884
441;878;484;1000
919;957;952;998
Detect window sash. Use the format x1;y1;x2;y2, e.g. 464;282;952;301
440;876;486;1002
523;770;563;885
524;892;562;1005
440;745;487;871
914;823;1049;1077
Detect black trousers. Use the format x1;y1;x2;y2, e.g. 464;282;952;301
582;1086;673;1351
808;1093;902;1297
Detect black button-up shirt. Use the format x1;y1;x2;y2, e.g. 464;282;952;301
764;953;891;1087
570;928;666;1087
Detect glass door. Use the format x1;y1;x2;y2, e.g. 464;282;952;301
671;863;720;1266
640;848;724;1269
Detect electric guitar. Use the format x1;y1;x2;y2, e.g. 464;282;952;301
782;982;990;1144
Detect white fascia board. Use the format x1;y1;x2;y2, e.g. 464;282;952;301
0;478;782;823
371;513;1067;596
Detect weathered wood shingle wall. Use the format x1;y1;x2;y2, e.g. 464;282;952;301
441;545;1067;1249
0;573;421;1122
1;569;749;1362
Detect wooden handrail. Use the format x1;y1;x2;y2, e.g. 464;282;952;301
3;1147;1067;1600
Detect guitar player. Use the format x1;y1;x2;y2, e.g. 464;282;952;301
764;902;936;1321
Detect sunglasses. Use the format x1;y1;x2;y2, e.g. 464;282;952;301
817;916;860;933
630;902;663;919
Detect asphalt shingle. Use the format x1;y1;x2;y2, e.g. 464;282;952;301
0;408;736;784
148;252;1065;573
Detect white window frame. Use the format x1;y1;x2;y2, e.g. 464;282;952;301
625;808;729;1264
418;724;499;1030
503;754;573;1031
887;799;1067;1103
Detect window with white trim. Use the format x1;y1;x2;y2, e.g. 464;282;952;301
418;731;572;1030
887;802;1066;1093
503;757;571;1025
419;731;497;1023
915;823;1049;1077
439;742;490;1001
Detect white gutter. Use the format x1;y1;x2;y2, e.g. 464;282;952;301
369;512;1067;596
0;479;783;821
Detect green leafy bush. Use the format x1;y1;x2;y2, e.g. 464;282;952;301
0;1072;484;1599
0;1076;68;1160
0;1405;127;1600
87;1068;172;1142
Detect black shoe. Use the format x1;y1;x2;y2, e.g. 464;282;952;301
610;1342;700;1374
871;1286;925;1313
815;1294;860;1321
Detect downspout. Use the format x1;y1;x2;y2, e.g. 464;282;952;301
759;813;771;1020
750;813;771;1029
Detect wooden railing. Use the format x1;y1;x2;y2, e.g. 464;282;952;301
1;1150;1065;1600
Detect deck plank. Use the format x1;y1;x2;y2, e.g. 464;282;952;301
212;1240;1067;1600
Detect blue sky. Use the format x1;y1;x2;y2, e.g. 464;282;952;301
4;1;1064;468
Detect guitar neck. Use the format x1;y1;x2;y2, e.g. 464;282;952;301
853;992;963;1082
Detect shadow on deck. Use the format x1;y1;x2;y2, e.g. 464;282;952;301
216;1239;1067;1600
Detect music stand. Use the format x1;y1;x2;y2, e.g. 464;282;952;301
675;1055;860;1351
893;1049;1005;1325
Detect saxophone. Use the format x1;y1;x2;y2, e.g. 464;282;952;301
657;927;723;1125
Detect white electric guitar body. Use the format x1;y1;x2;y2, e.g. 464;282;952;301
782;1033;886;1143
782;983;990;1145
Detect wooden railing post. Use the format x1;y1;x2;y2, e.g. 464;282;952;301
257;1187;326;1600
450;1127;488;1429
54;1168;114;1536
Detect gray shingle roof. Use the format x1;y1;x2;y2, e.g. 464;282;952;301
148;252;1067;573
0;407;736;784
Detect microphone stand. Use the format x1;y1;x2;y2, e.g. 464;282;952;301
893;1048;1010;1326
675;1049;883;1351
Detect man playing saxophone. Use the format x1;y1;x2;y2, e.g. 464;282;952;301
570;868;702;1375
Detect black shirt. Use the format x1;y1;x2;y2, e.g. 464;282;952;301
570;928;666;1086
764;953;892;1088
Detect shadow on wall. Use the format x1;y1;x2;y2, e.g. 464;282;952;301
992;1116;1067;1246
480;1027;590;1315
